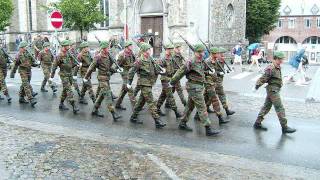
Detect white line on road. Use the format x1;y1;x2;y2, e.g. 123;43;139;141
251;74;261;82
147;153;180;180
231;72;253;79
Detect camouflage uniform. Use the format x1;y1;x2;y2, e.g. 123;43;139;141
77;50;95;103
255;63;287;127
85;48;118;116
0;49;11;101
156;46;181;118
69;47;81;96
33;38;43;58
51;42;79;113
11;42;37;105
38;47;56;92
115;48;136;108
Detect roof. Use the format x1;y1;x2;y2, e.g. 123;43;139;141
280;0;320;16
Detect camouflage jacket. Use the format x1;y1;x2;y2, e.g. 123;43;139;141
128;55;158;87
117;50;136;76
85;51;117;81
160;54;176;81
256;62;283;92
0;49;8;69
38;49;54;65
12;51;37;74
204;58;218;86
51;51;77;77
33;39;43;51
172;52;185;71
171;56;207;85
77;51;93;68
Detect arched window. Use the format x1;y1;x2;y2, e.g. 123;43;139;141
226;4;234;28
275;36;297;44
140;0;163;14
303;36;320;44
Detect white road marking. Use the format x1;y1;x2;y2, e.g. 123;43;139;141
147;153;180;180
251;74;261;82
231;72;253;79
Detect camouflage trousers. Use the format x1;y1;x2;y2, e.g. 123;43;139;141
256;90;288;127
204;84;222;115
171;81;187;105
60;75;75;104
157;80;178;111
41;64;55;88
94;80;115;113
19;71;33;100
215;76;229;109
79;69;95;101
131;85;160;119
0;68;9;96
180;82;211;126
133;85;141;97
116;83;136;108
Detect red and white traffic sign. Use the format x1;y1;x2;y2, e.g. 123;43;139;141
50;11;63;29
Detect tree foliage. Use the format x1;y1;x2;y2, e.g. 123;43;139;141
246;0;281;43
0;0;14;31
51;0;106;38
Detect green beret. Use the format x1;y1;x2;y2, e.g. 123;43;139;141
99;41;109;49
140;43;152;52
273;51;285;59
19;41;28;48
61;40;71;46
79;42;89;49
218;47;227;53
164;43;174;49
43;42;50;47
210;47;219;54
174;43;182;48
125;41;133;47
193;44;205;52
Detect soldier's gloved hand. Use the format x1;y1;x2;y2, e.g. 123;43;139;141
79;63;82;67
219;72;224;75
73;76;77;81
10;72;15;78
126;84;132;89
252;85;259;92
208;69;216;75
117;68;124;73
83;78;88;83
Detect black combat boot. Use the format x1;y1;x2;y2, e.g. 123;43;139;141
19;97;29;104
30;98;37;107
218;115;230;124
32;92;38;97
79;96;88;105
174;109;182;118
282;126;296;134
178;121;193;131
91;109;104;117
225;108;235;116
154;118;166;128
205;126;220;136
253;122;268;131
130;115;143;124
111;111;121;121
6;95;12;104
59;102;69;111
71;103;80;114
115;105;126;110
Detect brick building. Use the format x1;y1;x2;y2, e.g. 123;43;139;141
262;0;320;64
2;0;246;56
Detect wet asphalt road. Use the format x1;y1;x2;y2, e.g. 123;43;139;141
0;67;319;171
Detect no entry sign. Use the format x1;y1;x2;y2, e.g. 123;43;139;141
50;11;63;29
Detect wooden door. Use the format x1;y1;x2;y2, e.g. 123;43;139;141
141;16;163;57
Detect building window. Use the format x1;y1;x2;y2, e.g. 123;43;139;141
275;36;297;44
305;18;311;28
28;0;32;31
288;18;295;29
317;18;320;28
303;36;320;44
277;19;283;28
100;0;109;27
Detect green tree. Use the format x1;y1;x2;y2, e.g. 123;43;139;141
246;0;281;43
53;0;106;39
0;0;14;31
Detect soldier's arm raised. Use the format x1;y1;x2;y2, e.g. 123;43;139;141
84;58;97;80
10;54;20;78
51;55;60;78
170;63;187;85
127;61;140;85
255;67;272;89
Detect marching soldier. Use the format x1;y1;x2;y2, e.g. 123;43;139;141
69;41;81;97
0;47;12;103
115;41;136;110
50;40;79;114
214;47;235;116
170;44;220;136
253;51;296;133
77;42;95;104
165;43;187;107
195;47;229;124
156;43;182;118
33;34;44;58
84;41;122;121
10;41;38;107
127;43;166;128
38;42;57;93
